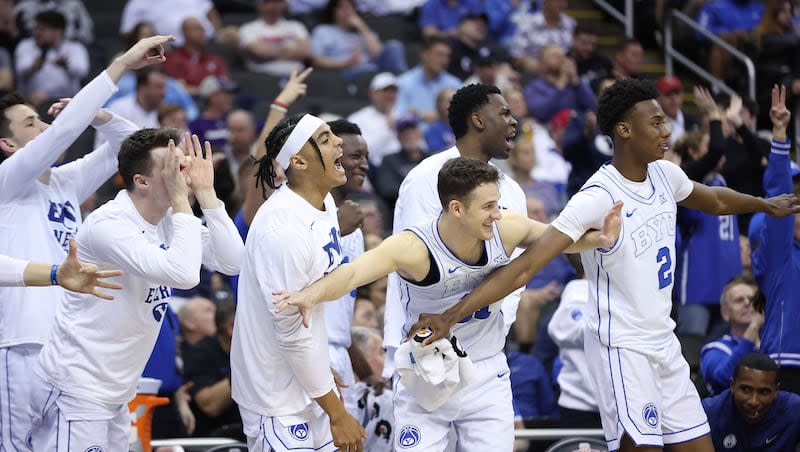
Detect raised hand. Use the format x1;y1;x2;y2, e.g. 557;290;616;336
693;86;720;118
769;84;791;139
337;200;364;236
162;138;191;212
764;193;800;217
117;35;175;70
273;290;315;328
58;239;123;300
183;133;217;208
275;67;312;107
724;95;744;128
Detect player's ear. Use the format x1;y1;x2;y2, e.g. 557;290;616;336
288;153;307;171
470;112;484;132
0;137;16;155
448;199;463;216
132;173;148;190
616;121;631;139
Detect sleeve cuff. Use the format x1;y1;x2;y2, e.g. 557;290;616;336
771;139;791;155
98;70;119;94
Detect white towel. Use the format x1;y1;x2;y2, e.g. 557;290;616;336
394;335;476;411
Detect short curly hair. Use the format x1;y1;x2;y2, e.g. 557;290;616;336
448;84;501;140
597;78;659;137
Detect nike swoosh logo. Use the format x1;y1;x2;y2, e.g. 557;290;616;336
765;435;778;445
448;266;460;274
497;371;509;378
625;209;636;217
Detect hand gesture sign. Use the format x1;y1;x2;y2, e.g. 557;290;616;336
118;35;175;70
59;239;123;300
769;84;791;137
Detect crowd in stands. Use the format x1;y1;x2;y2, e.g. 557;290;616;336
2;0;800;449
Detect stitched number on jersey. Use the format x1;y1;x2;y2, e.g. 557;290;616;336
656;246;673;289
458;306;490;324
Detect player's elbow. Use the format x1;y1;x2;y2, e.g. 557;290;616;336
171;271;201;290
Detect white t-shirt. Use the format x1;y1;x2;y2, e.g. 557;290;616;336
231;184;343;417
325;228;364;348
347;106;400;167
34;190;244;406
120;0;215;47
383;146;527;368
14;38;89;100
0;255;27;287
0;71;137;348
238;18;309;77
552;160;693;352
97;95;160;148
547;278;597;412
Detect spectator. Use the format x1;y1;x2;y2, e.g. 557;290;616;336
102;67;165;138
703;353;800;450
748;86;800;394
350;326;394;452
447;12;491;80
419;0;483;40
158;103;188;135
696;0;763;79
510;0;576;74
752;0;800;130
374;117;429;210
610;38;644;79
348;72;401;167
547;254;602;428
350;326;386;380
700;276;763;395
424;87;456;153
189;76;236;150
222;109;256;180
568;24;612;89
507;351;559;422
656;75;700;145
531;108;574;192
183;298;243;439
0;43;11;93
310;0;407;80
356;0;426;15
163;16;231;96
15;10;88;106
393;37;462;126
462;45;519;94
177;296;217;349
561;77;616;197
238;0;310;78
0;0;18;54
353;297;379;329
15;0;93;44
524;44;596;124
120;0;223;47
508;137;561;218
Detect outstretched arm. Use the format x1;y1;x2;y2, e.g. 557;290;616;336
273;231;426;327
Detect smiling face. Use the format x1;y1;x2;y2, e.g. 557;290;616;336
731;367;779;424
296;123;346;189
622;99;672;164
338;133;369;194
453;182;502;241
479;93;518;160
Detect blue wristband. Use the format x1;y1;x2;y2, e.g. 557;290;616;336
50;264;59;286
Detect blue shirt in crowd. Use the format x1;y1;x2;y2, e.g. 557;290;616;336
700;333;757;395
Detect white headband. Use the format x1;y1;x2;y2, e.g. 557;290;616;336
275;114;326;170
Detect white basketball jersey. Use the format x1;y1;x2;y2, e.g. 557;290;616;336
324;228;364;348
553;160;693;352
400;219;511;362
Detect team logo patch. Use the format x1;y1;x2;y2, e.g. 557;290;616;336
642;403;659;428
397;425;421;448
84;447;104;452
570;309;583;320
723;434;737;448
152;302;169;322
288;423;309;441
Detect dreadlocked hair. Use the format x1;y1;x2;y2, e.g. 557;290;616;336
254;114;325;199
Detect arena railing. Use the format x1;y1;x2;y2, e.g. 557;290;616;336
591;0;633;38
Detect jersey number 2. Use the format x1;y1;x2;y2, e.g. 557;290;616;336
656;246;673;289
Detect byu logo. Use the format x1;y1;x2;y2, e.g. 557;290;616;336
152;302;169;322
322;227;342;269
571;309;583;320
398;425;421;448
723;434;737;448
630;212;675;256
84;447;104;452
48;200;77;227
642;403;659;428
289;423;309;441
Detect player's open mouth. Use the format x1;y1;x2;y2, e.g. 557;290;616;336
505;130;517;148
659;142;669;153
334;154;344;171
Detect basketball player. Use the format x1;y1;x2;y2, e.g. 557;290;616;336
383;83;527;378
30;130;244;451
231;114;366;452
0;239;122;296
410;79;800;452
0;35;173;451
324;119;387;417
273;157;620;451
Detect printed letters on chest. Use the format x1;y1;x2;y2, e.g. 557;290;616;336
630;211;675;257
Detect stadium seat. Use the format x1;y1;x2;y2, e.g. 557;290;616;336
231;71;284;104
204;443;248;452
544;437;609;452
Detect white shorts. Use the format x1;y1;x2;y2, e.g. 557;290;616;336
28;374;130;452
0;343;41;451
584;330;710;450
393;352;513;452
240;405;337;452
329;343;358;418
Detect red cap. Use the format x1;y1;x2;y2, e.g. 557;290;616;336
656;75;683;95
